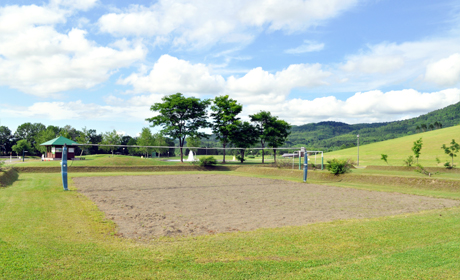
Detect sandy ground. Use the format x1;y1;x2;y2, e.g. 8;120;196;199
73;174;460;239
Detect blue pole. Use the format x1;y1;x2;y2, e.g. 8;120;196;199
61;144;68;191
303;152;308;182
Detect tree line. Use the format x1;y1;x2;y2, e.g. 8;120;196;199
147;93;291;163
0;93;291;163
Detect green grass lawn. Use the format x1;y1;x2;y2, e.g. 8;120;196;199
324;125;460;167
12;153;278;167
2;171;460;279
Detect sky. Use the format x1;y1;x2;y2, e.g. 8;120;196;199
1;0;460;136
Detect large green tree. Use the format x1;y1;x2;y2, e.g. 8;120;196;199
99;130;121;156
0;126;13;154
229;121;259;163
137;128;155;157
267;119;291;163
250;111;277;164
12;139;32;158
14;122;46;155
76;127;93;157
210;95;242;163
34;126;60;154
146;93;211;162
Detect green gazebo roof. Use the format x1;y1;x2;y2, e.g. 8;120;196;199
40;136;79;146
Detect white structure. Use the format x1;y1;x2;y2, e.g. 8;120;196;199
186;151;195;162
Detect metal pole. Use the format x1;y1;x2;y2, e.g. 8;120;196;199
61;144;68;191
357;135;360;166
303;151;308;182
321;152;324;170
299;151;301;170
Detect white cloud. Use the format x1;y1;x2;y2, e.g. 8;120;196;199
3;88;458;128
239;0;358;31
425;53;460;86
2;100;151;121
246;88;460;124
285;40;324;54
49;0;98;11
0;4;147;97
120;55;331;104
334;38;460;92
98;0;359;48
119;55;226;95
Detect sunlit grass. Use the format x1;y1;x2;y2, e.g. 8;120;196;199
324;125;460;166
2;171;460;278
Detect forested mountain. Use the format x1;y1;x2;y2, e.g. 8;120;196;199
286;102;460;151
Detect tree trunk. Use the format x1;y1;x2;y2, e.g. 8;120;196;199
261;142;265;164
273;148;277;163
240;150;245;163
222;141;226;163
180;147;183;162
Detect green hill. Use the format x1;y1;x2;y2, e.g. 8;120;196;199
288;102;460;150
323;125;460;166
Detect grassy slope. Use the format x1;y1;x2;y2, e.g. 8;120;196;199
2;171;460;279
324;125;460;166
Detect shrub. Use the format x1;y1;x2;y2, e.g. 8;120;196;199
236;155;245;162
415;164;430;176
326;158;352;175
0;160;4;172
381;154;388;164
444;161;453;169
198;156;217;167
403;155;415;166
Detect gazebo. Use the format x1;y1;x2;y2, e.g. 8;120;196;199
40;136;79;161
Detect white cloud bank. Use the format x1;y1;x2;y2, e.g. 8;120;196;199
98;0;358;48
3;88;459;126
119;55;331;105
0;4;146;97
425;53;460;87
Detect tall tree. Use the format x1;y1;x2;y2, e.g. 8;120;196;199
127;138;138;155
35;126;60;154
153;133;169;156
229;121;259;163
76;127;92;157
210;95;242;163
99;130;121;156
442;139;460;167
14;123;46;155
0;126;13;153
412;138;423;163
146;93;211;162
186;136;201;156
12;139;31;157
250;111;276;164
267;119;291;163
137;128;155;157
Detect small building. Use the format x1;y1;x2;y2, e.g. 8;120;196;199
40;136;79;161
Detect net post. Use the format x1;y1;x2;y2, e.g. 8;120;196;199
61;144;68;191
298;150;301;170
302;147;307;182
321;152;324;170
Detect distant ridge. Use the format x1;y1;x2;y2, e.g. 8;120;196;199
287;102;460;151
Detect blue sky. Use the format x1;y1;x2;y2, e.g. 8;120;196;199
1;0;460;136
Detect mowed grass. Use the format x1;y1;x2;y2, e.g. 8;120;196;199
14;153;276;167
324;125;460;166
2;171;460;279
14;154;178;167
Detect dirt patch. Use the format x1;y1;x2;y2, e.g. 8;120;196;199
73;174;460;239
